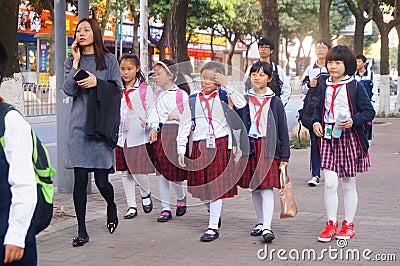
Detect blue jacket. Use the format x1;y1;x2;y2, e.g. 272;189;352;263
312;79;375;155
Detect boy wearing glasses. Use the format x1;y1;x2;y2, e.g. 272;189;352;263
300;39;331;187
244;37;291;107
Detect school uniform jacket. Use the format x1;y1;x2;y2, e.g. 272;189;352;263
312;77;376;155
238;88;290;161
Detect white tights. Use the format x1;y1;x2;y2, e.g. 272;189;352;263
159;175;185;211
252;189;274;230
204;199;222;230
121;171;150;208
323;169;358;223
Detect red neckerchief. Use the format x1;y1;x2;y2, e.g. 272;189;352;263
329;84;343;118
123;88;136;110
248;95;271;134
199;90;218;131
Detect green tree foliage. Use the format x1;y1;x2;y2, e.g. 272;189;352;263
330;0;354;38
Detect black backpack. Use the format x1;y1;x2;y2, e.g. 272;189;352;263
298;86;322;130
271;62;283;97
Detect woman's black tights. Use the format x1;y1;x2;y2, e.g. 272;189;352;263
73;168;115;236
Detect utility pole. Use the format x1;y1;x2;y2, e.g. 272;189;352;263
78;0;90;20
55;0;73;193
140;0;149;75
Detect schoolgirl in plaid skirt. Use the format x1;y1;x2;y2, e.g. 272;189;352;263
236;61;290;243
177;61;247;242
152;60;191;223
312;46;375;242
116;54;158;219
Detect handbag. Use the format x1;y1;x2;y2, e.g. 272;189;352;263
279;165;299;219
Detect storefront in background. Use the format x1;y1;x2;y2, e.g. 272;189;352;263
18;4;78;84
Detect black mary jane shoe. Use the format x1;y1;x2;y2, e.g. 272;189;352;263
262;229;275;243
107;203;119;234
124;207;138;219
251;223;263;236
142;193;153;214
200;228;219;242
176;195;187;217
72;235;89;247
157;210;172;222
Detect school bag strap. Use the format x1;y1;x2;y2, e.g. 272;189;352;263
155;88;185;114
139;83;148;111
176;88;184;114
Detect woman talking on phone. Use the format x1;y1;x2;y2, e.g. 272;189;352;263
63;18;123;247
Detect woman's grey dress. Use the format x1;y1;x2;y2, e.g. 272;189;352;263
63;53;123;171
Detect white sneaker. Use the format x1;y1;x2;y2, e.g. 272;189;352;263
307;176;320;187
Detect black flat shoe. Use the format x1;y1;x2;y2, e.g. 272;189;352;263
262;229;275;243
200;228;219;242
72;235;89;247
157;210;172;222
142;193;153;213
124;207;138;219
251;223;263;236
107;203;118;234
176;195;187;216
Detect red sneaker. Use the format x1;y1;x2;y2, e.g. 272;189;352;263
318;220;338;242
337;220;355;240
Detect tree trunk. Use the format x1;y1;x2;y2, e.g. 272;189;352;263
295;38;303;76
344;0;374;55
353;19;366;55
244;44;250;72
210;29;215;60
0;0;19;76
319;0;332;40
132;13;139;55
284;37;290;75
260;0;279;62
148;12;171;61
48;7;56;76
226;35;239;76
170;0;191;72
373;0;400;115
396;25;400;113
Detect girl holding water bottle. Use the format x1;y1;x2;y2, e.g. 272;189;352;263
312;46;375;242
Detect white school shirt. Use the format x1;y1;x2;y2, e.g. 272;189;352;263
3;110;37;248
176;88;246;155
247;88;274;138
301;62;329;95
155;86;189;125
324;76;352;124
117;81;159;148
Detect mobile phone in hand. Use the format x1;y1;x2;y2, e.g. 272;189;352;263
73;68;89;81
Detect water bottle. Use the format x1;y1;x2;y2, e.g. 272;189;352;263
332;112;347;138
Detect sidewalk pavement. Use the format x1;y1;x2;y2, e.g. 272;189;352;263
36;118;400;266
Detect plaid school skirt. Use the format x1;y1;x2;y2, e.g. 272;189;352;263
237;138;281;190
115;144;155;174
152;124;187;181
187;136;238;201
320;127;370;178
